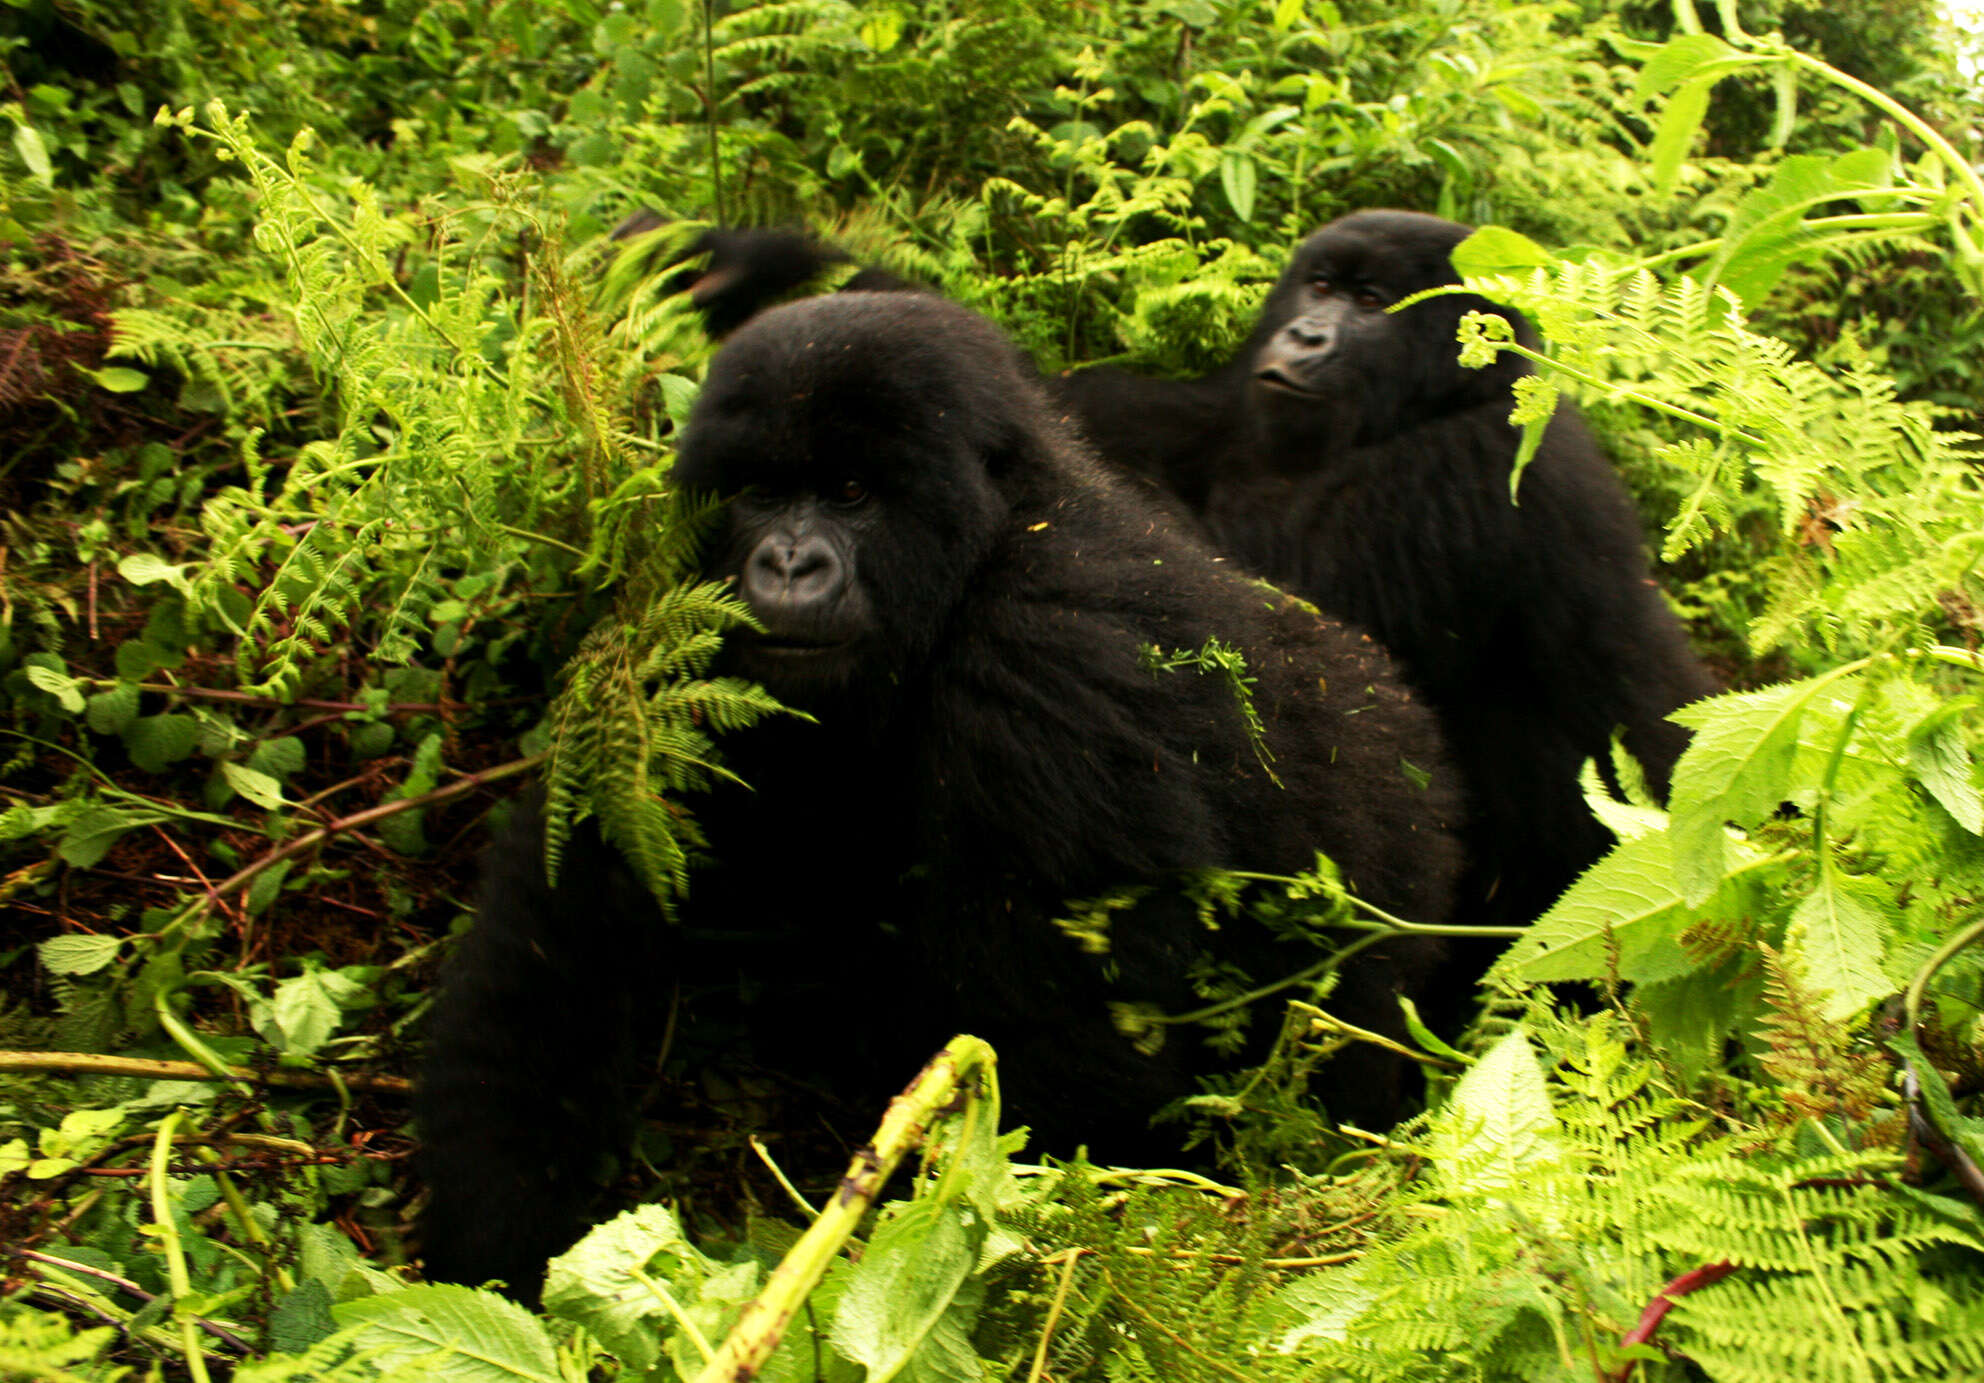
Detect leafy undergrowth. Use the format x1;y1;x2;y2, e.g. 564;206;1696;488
4;1;1984;1380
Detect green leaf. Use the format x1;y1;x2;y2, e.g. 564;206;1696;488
1633;960;1748;1086
119;552;194;595
24;665;85;714
1451;226;1554;277
332;1284;564;1383
1430;1026;1560;1196
12;121;52;183
223;761;288;810
858;7;903;52
658;373;700;431
831;1198;986;1383
1219;149;1257;224
1495;830;1703;984
1272;0;1305;30
269;961;363;1056
123;713;199;774
39;933;126;976
58;805;164;868
1631;33;1746;103
86;682;141;735
1668;677;1852;904
89;366;149;394
544;1204;748;1375
246;859;292;917
1907;703;1983;833
1648;76;1715;198
1784;872;1894;1021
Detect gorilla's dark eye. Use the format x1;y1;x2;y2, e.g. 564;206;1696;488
1307;275;1332;296
833;478;869;505
1353;286;1385;309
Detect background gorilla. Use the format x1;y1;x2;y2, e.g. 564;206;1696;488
662;214;1715;927
417;292;1465;1296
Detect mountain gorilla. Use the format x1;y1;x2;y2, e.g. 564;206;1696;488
661;213;1715;927
417;293;1464;1296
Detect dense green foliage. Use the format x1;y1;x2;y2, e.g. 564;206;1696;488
4;0;1984;1378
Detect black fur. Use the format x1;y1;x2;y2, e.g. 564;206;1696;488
1049;212;1716;925
665;216;1718;925
417;292;1463;1296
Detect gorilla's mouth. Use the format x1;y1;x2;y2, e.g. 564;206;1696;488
1253;365;1324;398
745;633;850;655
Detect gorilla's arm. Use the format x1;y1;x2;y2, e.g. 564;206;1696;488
415;805;670;1298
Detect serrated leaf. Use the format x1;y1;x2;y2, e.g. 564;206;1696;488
123;713;199;774
86;682;141;735
39;933;126;976
1907;705;1983;833
832;1198;985;1383
1784;873;1893;1021
1669;677;1849;904
1431;1026;1560;1196
543;1204;748;1375
58;805;161;868
270;963;350;1055
1495;830;1701;984
332;1284;562;1382
1631;33;1746;103
223;761;288;810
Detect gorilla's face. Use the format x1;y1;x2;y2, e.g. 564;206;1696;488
1246;211;1528;455
673;294;1026;700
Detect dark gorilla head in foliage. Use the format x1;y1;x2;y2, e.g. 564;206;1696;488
1244;210;1532;456
674;294;1037;699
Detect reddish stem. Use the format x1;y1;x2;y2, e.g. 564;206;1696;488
1608;1261;1737;1382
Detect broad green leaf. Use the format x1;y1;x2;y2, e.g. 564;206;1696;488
1669;677;1852;903
58;805;163;868
1430;1026;1560;1196
543;1204;752;1376
1631;33;1747;103
123;712;199;774
1219;149;1257;224
1452;226;1554;277
86;682;141;735
12;121;52;182
223;761;288;810
271;965;359;1056
24;665;85;713
1495;830;1701;984
1633;960;1749;1086
858;7;903;52
246;858;291;917
1907;703;1983;833
832;1198;985;1383
90;366;149;393
1648;76;1714;198
333;1284;564;1383
658;373;700;431
39;933;125;976
119;552;194;595
1784;873;1893;1021
1272;0;1305;30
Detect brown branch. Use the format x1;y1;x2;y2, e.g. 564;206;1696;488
1610;1261;1738;1381
198;753;542;909
0;1050;410;1095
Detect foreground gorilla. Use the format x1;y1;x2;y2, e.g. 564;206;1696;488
417;293;1464;1295
666;214;1715;926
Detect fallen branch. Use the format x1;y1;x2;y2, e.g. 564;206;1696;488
692;1035;997;1383
0;1049;411;1095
